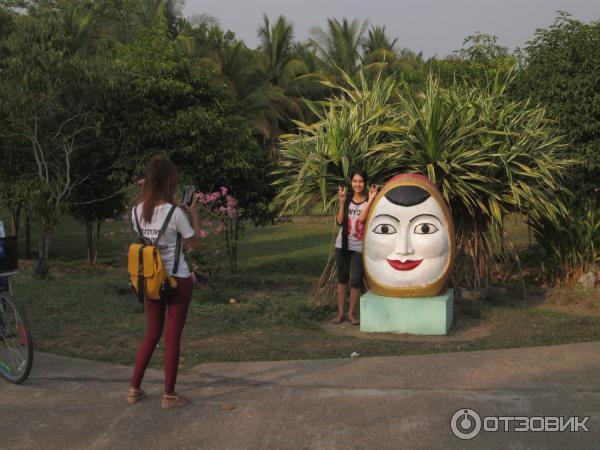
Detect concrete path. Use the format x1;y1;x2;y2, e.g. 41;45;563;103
2;342;600;449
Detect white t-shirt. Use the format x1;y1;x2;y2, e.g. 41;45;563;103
132;203;195;277
335;199;368;252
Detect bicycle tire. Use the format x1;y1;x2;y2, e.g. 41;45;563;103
0;293;33;384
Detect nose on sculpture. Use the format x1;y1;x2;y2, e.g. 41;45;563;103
394;228;414;257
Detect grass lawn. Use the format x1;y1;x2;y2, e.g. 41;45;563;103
6;213;600;370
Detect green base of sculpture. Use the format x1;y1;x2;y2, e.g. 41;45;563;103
360;289;453;335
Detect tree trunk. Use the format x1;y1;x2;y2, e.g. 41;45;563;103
25;211;31;259
34;220;53;279
93;220;101;268
9;202;22;236
224;221;231;258
86;218;93;265
232;219;239;273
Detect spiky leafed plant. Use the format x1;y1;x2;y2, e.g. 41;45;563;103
274;69;572;301
273;71;404;294
273;70;403;215
395;74;572;296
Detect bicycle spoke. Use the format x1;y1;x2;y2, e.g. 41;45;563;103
4;333;26;366
2;341;27;374
2;331;25;371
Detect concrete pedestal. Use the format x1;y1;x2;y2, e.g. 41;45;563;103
360;289;453;335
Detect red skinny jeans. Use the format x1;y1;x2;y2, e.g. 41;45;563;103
130;276;193;394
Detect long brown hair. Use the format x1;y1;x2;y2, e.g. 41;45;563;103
138;157;178;223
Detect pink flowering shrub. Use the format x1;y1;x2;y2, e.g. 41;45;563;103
188;186;241;281
127;180;242;281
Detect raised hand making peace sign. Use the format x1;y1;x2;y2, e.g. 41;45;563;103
338;185;347;203
367;184;379;202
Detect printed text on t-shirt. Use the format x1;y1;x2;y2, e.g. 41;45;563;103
140;228;168;249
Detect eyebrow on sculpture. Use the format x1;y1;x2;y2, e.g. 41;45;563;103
408;213;443;224
372;214;400;223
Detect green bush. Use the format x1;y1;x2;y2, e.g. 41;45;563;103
528;200;599;286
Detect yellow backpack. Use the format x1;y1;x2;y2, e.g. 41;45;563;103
128;205;181;302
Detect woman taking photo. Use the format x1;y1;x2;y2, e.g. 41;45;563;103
127;157;200;410
333;170;378;325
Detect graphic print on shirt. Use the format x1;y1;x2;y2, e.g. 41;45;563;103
335;199;367;252
347;217;365;241
354;219;365;240
347;202;365;241
138;228;168;250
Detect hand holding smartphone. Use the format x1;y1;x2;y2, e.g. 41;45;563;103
181;185;196;208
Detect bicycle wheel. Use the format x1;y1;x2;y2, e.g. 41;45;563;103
0;293;33;384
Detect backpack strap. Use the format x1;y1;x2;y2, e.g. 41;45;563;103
172;232;182;275
137;244;145;304
133;206;147;244
158;205;183;275
156;205;177;244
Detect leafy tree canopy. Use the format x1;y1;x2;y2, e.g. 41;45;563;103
512;12;600;198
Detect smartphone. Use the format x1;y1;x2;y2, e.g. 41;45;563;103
181;185;196;207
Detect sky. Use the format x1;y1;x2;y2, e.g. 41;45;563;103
182;0;600;58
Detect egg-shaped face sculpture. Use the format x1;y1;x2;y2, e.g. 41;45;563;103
363;173;455;298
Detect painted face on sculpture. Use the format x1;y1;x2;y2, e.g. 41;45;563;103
363;177;454;297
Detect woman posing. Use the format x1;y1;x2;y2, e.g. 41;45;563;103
333;170;378;325
127;157;201;409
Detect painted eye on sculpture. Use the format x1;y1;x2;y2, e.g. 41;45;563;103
373;223;397;235
414;223;438;235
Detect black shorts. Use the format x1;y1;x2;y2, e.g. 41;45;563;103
336;248;363;289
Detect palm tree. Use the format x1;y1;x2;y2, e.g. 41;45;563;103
287;42;334;104
310;18;369;76
219;42;285;143
58;4;94;55
254;16;333;142
363;47;426;83
175;14;227;65
362;48;397;79
161;0;185;33
362;25;398;54
257;14;295;86
219;41;261;97
136;0;185;36
361;25;400;79
395;48;426;72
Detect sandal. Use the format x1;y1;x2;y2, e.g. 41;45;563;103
161;393;190;410
331;316;344;324
127;387;146;404
348;317;360;326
